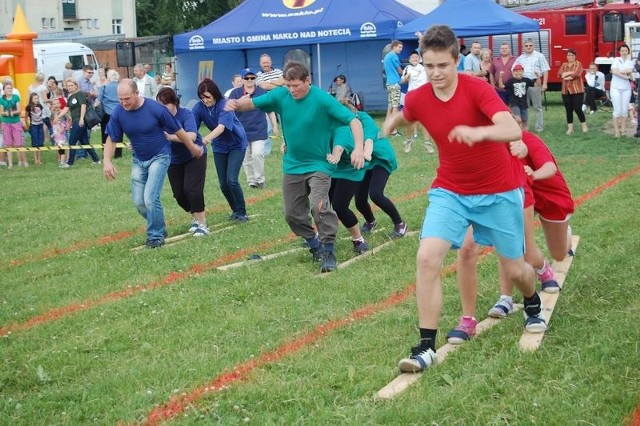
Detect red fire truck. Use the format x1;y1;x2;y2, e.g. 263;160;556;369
463;1;640;90
514;0;640;89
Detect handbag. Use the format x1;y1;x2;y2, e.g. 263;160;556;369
84;103;101;129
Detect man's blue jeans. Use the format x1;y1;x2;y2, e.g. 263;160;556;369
131;153;171;243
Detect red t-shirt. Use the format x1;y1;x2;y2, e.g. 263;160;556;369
521;131;574;217
403;74;521;195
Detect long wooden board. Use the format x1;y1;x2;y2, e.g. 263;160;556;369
519;235;580;351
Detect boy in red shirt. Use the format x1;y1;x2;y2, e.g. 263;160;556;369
383;25;546;373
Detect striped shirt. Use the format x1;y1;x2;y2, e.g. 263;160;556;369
256;68;283;89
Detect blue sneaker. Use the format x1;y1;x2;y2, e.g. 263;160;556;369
360;220;377;234
189;220;199;233
398;344;437;373
193;224;210;237
320;251;337;273
488;296;514;319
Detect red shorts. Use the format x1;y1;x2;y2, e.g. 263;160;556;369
535;193;574;222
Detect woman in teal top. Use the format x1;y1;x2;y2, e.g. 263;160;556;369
330;100;407;249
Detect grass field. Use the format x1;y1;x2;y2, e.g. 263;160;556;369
1;92;639;425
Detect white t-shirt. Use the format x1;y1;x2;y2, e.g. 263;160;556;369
403;64;428;91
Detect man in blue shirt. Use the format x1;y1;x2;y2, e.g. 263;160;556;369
103;79;203;248
383;40;404;136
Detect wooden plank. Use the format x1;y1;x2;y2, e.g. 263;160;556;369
216;247;306;271
316;231;419;277
376;306;522;400
131;223;238;251
519;235;580;352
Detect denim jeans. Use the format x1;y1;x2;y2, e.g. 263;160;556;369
213;149;246;216
131;153;171;242
67;122;99;165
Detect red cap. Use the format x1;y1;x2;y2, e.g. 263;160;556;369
513;64;524;71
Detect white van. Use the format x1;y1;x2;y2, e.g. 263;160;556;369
33;42;100;83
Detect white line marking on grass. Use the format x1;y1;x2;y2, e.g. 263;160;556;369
376;304;522;400
519;235;580;352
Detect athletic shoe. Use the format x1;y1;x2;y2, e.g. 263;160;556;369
352;239;368;254
390;130;402;137
193;224;210;237
248;183;258;189
91;161;101;165
589;110;595;115
360;220;377;234
189;220;199;233
446;316;478;345
398;343;437;373
424;141;435;154
581;104;587;113
320;251;337;273
390;222;408;238
145;239;164;249
59;163;70;169
234;214;249;223
309;246;323;262
537;260;560;294
488;295;514;319
523;296;547;333
403;138;413;153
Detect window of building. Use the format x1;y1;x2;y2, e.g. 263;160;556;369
50;18;56;28
93;19;99;29
62;0;76;20
112;19;122;35
41;17;48;28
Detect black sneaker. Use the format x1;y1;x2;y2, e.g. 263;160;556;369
320;251;337;273
390;222;408;238
145;239;164;249
352;239;368;254
524;295;547;333
398;343;437;373
634;132;640;138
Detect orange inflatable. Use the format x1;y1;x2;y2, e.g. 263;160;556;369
0;4;37;100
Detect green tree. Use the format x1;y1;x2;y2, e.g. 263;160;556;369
136;0;243;37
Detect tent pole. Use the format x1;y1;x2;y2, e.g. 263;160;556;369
316;44;321;88
243;49;248;68
537;31;547;111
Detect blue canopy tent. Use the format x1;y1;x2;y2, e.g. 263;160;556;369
395;0;540;38
173;0;421;110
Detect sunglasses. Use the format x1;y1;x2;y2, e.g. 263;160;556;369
524;44;533;47
243;76;256;80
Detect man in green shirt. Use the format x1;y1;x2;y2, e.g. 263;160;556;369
225;61;364;272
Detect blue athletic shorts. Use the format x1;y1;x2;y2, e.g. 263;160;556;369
420;187;525;259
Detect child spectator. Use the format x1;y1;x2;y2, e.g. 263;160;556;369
50;97;70;167
0;81;28;168
401;51;433;154
25;92;45;165
501;64;535;130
